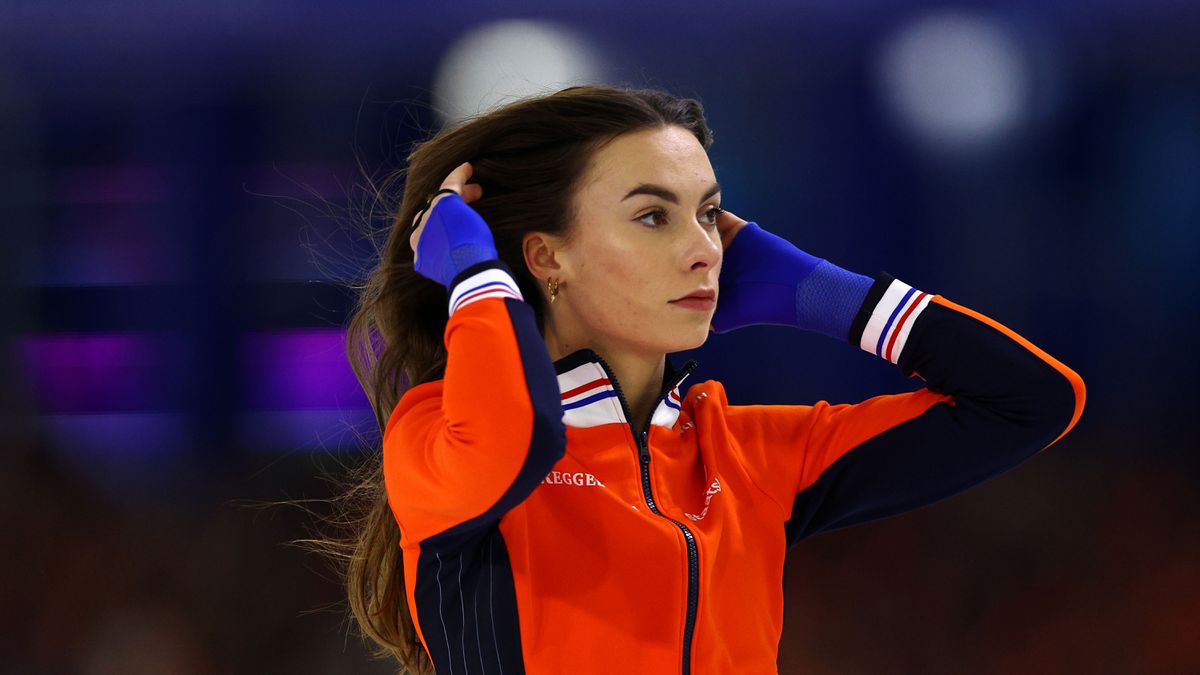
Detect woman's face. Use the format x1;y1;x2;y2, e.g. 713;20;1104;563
551;125;723;357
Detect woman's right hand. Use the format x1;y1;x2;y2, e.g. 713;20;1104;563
409;162;498;288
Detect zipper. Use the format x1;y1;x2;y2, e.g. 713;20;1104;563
592;353;700;675
639;431;701;675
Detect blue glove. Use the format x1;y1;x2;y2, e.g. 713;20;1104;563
413;192;500;289
711;222;874;341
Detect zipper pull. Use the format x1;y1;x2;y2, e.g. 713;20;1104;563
638;430;650;463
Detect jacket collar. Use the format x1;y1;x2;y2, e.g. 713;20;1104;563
552;348;699;430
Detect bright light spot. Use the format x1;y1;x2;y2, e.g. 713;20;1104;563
432;20;605;126
877;11;1030;152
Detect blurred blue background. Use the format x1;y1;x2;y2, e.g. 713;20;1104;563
2;1;1197;673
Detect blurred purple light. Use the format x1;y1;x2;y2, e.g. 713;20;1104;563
16;332;167;413
240;329;366;410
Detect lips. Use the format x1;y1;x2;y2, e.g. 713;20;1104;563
669;288;717;312
671;288;716;303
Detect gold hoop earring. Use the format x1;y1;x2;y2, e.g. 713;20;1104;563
547;277;560;303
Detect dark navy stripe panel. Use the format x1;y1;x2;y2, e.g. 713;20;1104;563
784;398;1022;544
415;528;526;675
786;298;1080;544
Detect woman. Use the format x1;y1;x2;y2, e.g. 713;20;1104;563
340;85;1085;674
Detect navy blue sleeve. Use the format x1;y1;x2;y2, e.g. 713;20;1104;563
783;271;1086;545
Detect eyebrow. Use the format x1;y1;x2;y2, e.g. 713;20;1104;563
621;181;721;205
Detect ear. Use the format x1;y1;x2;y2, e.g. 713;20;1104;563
522;230;568;282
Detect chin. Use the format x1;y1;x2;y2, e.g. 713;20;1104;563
666;323;711;353
618;314;712;355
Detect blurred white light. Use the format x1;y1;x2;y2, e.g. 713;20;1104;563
877;11;1030;151
432;20;606;126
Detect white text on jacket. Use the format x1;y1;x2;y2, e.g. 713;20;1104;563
540;471;607;488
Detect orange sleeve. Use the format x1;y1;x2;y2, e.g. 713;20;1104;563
382;261;566;544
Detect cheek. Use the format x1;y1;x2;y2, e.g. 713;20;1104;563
576;250;660;317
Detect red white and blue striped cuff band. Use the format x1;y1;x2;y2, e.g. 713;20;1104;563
858;277;933;365
448;267;523;315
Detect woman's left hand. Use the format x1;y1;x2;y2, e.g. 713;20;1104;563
709;209;875;340
709;210;826;334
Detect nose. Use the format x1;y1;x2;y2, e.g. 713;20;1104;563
684;217;722;271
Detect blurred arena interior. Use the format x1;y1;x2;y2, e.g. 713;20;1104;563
1;1;1197;673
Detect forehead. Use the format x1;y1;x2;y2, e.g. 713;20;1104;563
581;126;715;196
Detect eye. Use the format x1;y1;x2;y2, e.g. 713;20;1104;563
700;205;723;227
636;209;669;228
637;205;723;229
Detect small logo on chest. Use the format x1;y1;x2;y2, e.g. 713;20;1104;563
684;477;722;521
540;470;607;488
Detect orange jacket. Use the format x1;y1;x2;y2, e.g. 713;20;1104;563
383;260;1086;675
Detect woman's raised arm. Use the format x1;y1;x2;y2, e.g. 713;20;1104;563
708;215;1085;545
383;164;566;544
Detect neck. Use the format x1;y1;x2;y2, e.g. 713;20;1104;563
596;349;665;432
545;324;665;432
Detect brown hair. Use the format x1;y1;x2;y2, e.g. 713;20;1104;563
336;83;713;672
